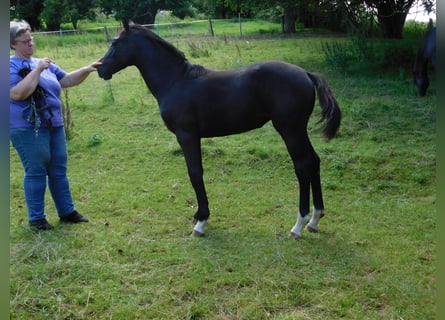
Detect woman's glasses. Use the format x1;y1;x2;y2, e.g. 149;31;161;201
16;37;34;45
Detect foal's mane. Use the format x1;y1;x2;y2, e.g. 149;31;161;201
127;24;186;61
124;24;208;78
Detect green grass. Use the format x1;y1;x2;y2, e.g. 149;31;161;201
10;24;436;319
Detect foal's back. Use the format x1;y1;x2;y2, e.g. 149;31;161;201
169;61;316;137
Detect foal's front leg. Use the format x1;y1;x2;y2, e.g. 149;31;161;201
175;133;210;236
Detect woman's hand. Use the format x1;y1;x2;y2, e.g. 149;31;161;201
84;59;103;73
36;57;52;72
59;58;103;88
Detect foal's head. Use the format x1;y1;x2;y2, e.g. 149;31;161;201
98;20;187;81
98;20;154;80
97;22;135;80
413;68;429;97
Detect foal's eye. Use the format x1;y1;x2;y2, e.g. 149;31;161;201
111;36;127;47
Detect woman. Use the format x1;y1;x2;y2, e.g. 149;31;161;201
10;20;101;230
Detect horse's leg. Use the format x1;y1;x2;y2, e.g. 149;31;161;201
289;177;311;240
306;152;325;233
175;132;209;237
278;130;315;239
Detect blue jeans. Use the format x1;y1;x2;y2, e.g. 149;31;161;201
10;126;76;222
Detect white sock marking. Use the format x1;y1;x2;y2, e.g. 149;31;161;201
290;212;310;238
307;207;324;232
193;220;206;235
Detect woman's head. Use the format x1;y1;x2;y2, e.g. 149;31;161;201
10;20;34;58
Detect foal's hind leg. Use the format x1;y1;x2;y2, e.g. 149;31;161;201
280;131;322;239
306;155;325;233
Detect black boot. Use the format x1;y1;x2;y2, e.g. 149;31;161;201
60;210;89;223
29;218;54;230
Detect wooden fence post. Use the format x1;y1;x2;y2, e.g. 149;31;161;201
62;88;74;140
208;18;214;37
104;26;111;42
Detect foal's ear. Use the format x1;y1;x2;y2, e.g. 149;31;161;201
123;18;130;33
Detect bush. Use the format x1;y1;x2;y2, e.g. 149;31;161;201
321;40;353;70
187;41;210;58
322;34;419;76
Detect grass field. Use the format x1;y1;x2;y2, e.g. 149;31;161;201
10;21;436;319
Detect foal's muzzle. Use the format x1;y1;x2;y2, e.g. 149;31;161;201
97;66;112;80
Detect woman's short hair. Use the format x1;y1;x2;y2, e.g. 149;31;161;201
10;20;31;49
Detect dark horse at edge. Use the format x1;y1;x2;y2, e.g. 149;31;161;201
97;20;341;239
413;26;436;97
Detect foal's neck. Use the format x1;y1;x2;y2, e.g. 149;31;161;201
136;49;188;99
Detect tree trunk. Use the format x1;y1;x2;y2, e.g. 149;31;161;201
371;0;414;39
46;22;61;31
132;5;159;26
378;12;407;38
282;8;297;33
71;19;78;30
134;13;157;26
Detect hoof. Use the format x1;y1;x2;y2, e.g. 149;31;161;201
191;230;205;237
288;232;302;240
306;225;319;233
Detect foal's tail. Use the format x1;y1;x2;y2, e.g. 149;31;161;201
307;72;341;140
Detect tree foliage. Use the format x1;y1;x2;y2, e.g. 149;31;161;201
10;0;97;30
39;0;65;30
10;0;435;37
99;0;193;25
344;0;435;38
63;0;98;29
365;0;415;38
10;0;44;30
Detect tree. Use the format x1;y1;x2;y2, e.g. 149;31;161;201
344;0;435;38
232;0;434;36
218;0;333;34
39;0;64;30
364;0;415;38
12;0;99;31
10;0;44;30
204;0;233;19
99;0;193;25
63;0;97;29
279;0;298;33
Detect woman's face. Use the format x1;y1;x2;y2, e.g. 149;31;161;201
12;31;35;59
